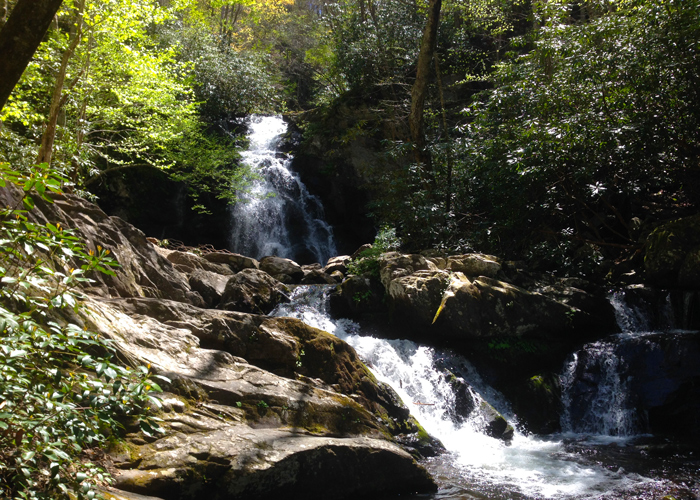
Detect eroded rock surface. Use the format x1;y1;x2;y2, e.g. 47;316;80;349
1;185;438;500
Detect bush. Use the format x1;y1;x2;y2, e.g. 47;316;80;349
347;226;401;278
0;163;165;500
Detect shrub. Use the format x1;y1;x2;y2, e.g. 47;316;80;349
0;163;164;500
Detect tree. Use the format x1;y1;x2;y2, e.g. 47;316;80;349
453;0;700;273
409;0;441;168
0;0;64;111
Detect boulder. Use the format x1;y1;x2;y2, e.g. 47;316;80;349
645;214;700;288
445;253;501;278
478;401;515;442
378;252;438;288
434;275;576;338
332;275;385;317
324;255;351;275
202;251;260;272
260;256;304;283
219;268;290;314
301;268;337;285
512;374;563;434
113;426;436;500
165;250;234;276
188;269;229;307
81;298;439;499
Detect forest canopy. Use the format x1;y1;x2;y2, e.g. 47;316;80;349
1;0;699;272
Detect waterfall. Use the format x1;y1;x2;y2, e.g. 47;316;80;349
228;115;336;264
271;285;650;499
560;288;700;437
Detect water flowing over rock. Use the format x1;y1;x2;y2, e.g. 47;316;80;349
0;184;436;500
560;290;700;444
229;115;336;264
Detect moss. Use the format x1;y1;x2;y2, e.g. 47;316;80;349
412;419;432;446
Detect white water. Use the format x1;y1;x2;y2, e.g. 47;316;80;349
271;286;651;499
229;115;336;264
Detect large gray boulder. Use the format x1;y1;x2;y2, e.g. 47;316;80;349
377;253;615;340
219;268;290;314
259;256;304;283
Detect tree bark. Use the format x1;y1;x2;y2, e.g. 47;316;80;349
37;0;84;166
408;0;441;169
0;0;65;111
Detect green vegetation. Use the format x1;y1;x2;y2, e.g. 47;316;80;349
297;0;700;278
0;164;165;499
3;0;698;270
347;226;401;277
0;0;291;214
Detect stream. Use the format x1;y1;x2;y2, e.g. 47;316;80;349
239;115;700;499
272;286;700;500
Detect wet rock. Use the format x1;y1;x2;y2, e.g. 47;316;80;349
478;401;515;443
333;275;385;317
515;374;562;434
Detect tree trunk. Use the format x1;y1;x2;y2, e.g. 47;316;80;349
0;0;65;111
37;0;84;166
409;0;441;169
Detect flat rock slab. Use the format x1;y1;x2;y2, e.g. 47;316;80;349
114;422;436;500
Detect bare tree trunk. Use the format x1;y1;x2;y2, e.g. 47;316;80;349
37;0;84;165
408;0;441;169
0;0;64;111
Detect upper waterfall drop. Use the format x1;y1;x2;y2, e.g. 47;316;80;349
228;115;337;264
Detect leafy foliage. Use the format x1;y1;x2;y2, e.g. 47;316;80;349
451;0;700;272
347;225;401;277
0;163;164;500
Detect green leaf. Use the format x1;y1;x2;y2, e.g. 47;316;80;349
22;195;35;210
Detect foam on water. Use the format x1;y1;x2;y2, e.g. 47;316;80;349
271;286;654;499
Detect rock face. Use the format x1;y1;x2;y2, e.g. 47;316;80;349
1;185;437;500
374;252;616;341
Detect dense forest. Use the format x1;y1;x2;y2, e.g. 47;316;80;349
2;0;698;276
1;0;700;498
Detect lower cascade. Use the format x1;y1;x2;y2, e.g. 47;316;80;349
228;115;336;264
272;285;700;499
